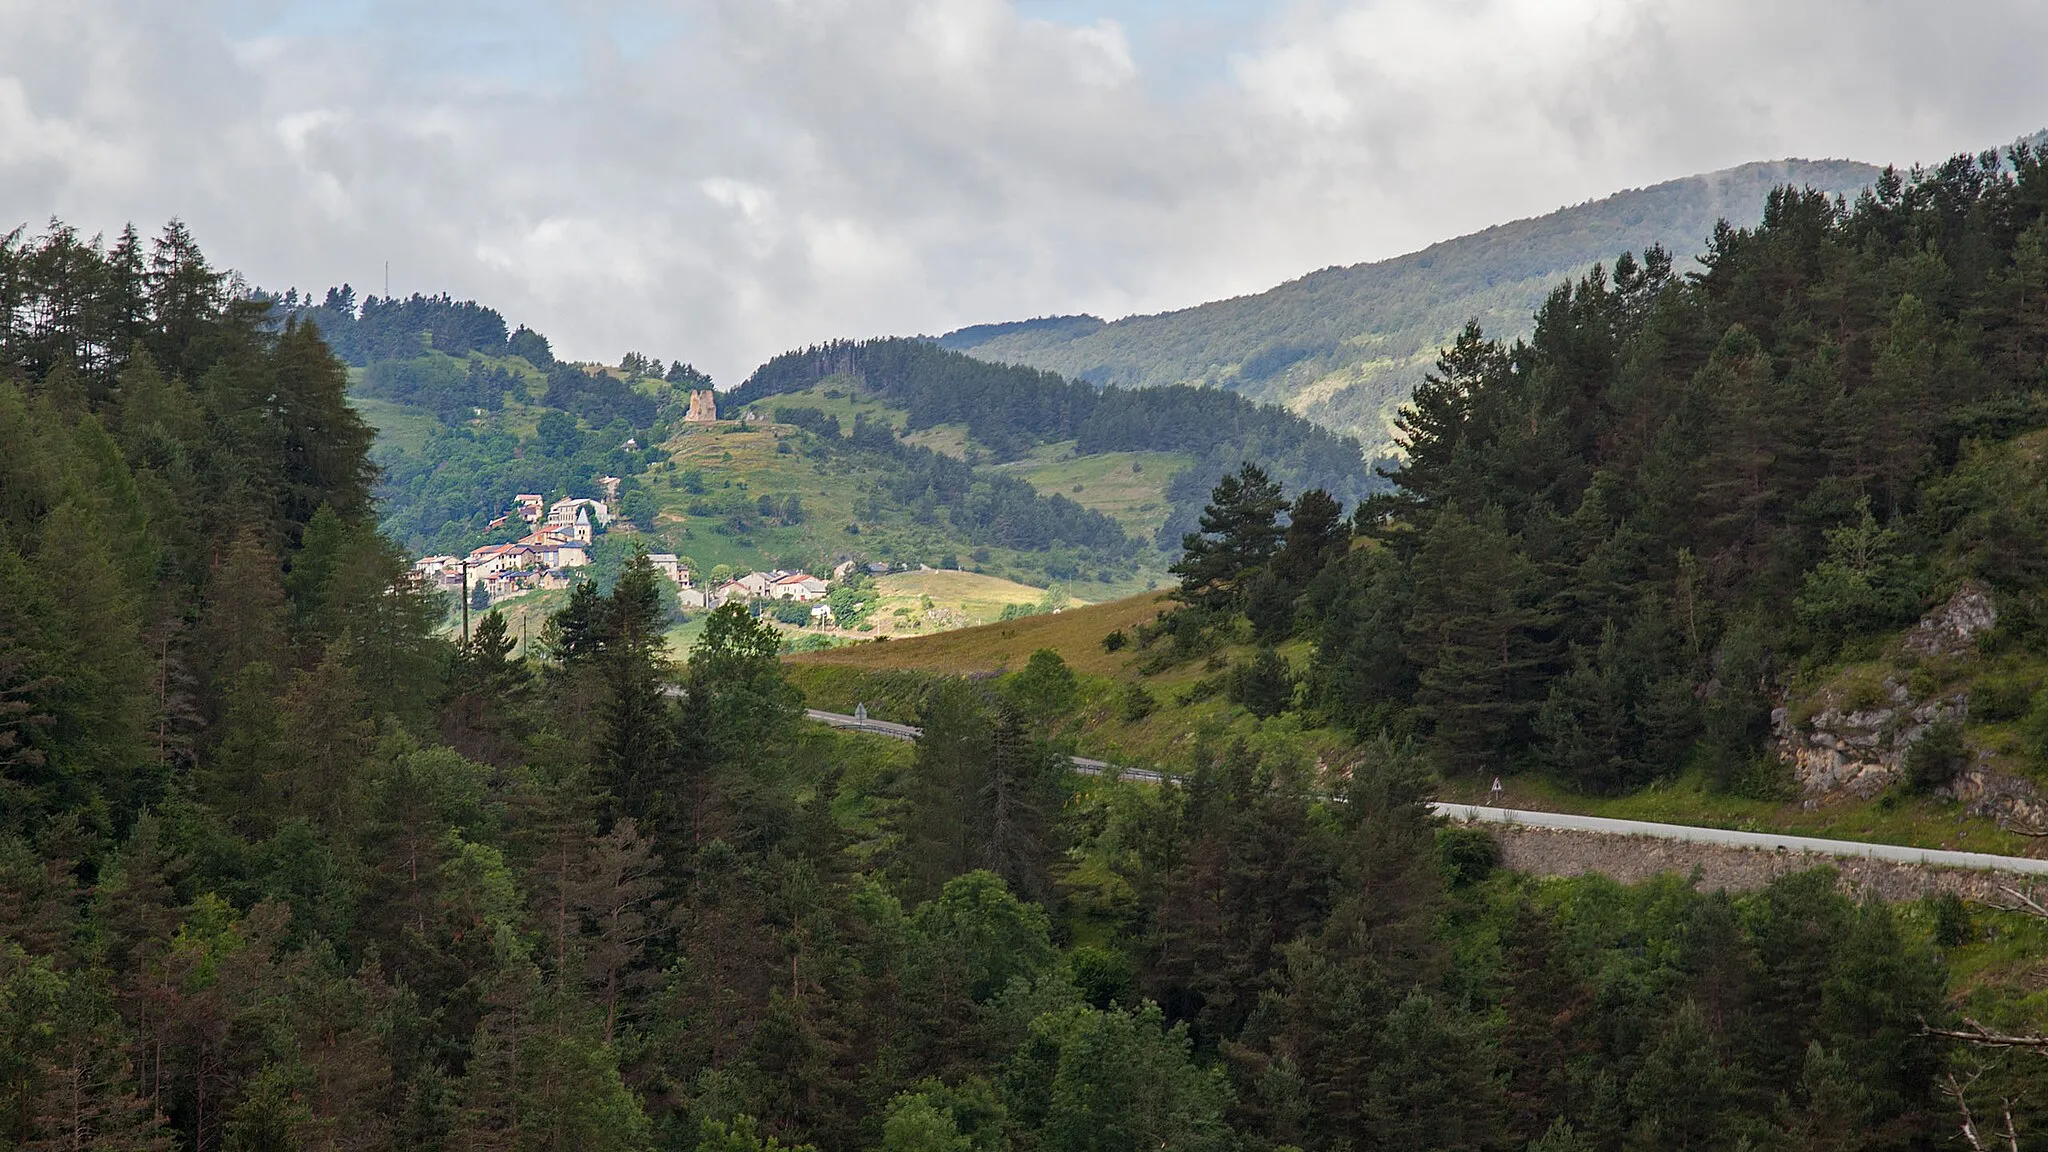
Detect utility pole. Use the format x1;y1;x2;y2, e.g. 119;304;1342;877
461;559;471;646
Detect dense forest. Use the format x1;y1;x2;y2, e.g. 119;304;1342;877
274;286;554;369
1135;144;2048;807
734;337;1380;548
943;158;1886;446
15;137;2048;1152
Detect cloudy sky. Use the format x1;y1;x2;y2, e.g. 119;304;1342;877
4;0;2045;382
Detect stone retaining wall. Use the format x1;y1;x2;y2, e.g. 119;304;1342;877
1492;824;2047;903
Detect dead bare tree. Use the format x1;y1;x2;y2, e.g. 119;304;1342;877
1996;817;2048;838
1925;1019;2048;1050
1984;885;2048;920
1940;1070;2019;1152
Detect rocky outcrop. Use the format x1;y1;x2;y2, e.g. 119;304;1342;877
1774;582;1997;800
1773;679;1965;799
1904;579;1998;658
1946;767;2048;834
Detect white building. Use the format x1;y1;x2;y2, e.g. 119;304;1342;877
464;543;535;578
547;497;612;544
769;573;828;602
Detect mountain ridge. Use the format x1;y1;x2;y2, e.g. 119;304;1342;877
941;156;1888;450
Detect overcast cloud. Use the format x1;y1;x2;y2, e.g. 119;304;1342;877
2;0;2044;382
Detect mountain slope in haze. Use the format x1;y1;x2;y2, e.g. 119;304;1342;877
942;158;1883;450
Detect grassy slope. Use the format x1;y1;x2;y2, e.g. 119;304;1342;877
992;442;1190;540
788;593;1347;767
350;394;443;457
642;421;1155;596
860;570;1079;635
735;381;1193;542
789;592;2048;858
948;159;1882;452
735;377;915;433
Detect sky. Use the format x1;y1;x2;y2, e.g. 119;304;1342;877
4;0;2047;384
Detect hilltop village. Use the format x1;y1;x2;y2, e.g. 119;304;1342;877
411;485;854;619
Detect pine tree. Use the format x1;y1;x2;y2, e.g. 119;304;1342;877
440;609;532;767
195;531;289;711
1362;992;1508;1152
1385;320;1507;512
597;552;674;826
1171;464;1286;610
1404;509;1544;778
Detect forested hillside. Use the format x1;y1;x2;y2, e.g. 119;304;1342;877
965;144;2048;826
943;157;1883;449
733;337;1381;549
12;153;2048;1151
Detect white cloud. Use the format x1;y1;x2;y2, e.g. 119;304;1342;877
1;0;2045;383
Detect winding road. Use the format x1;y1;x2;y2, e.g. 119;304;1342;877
805;709;2048;877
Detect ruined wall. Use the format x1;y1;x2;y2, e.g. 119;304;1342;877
1491;823;2045;903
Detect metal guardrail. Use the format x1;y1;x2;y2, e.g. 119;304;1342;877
806;710;2048;877
1435;803;2048;875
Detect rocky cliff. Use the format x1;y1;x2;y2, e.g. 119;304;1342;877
1772;580;2048;830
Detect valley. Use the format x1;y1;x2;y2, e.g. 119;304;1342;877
16;128;2048;1152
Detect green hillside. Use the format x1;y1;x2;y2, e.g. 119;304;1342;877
733;381;1194;539
943;158;1884;450
796;146;2048;863
318;313;1165;600
732;337;1383;550
636;417;1159;595
991;443;1189;539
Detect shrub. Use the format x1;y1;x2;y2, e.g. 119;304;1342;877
1101;629;1128;653
1931;891;1974;947
1971;676;2036;722
1904;718;1968;792
1006;649;1079;721
1119;682;1157;722
1068;945;1138;1010
1227;648;1294;718
1435;826;1500;888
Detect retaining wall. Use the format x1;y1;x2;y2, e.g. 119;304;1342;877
1492;824;2048;902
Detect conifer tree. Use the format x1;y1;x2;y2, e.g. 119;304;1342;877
1403;509;1544;777
1171;464;1285;611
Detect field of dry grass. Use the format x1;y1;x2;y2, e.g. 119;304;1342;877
786;592;1348;766
790;592;1169;676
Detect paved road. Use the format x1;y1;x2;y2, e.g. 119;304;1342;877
1435;804;2048;876
808;709;2048;877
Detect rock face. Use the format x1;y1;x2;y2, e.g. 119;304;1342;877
1774;681;1965;799
1774;582;1996;799
684;389;718;423
1769;581;2048;828
1946;766;2048;832
1903;579;1998;658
